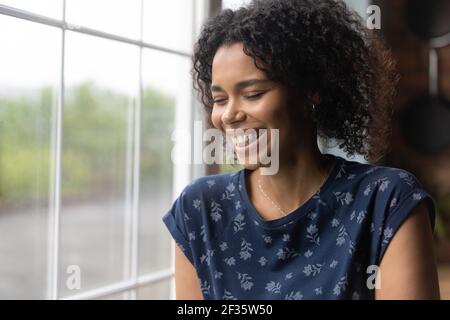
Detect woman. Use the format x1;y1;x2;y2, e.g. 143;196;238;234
163;0;440;299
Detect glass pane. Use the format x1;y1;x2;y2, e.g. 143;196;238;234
65;0;141;40
0;0;63;19
137;280;172;299
139;50;190;274
0;15;61;299
344;0;369;18
222;0;252;10
59;31;139;298
142;0;193;52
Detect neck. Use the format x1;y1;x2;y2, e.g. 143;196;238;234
254;144;334;214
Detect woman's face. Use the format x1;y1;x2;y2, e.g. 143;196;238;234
211;42;304;170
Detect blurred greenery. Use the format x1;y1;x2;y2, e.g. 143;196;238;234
220;163;241;174
0;83;174;207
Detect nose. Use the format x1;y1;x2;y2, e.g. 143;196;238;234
221;99;246;126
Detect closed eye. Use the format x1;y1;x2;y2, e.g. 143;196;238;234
213;98;227;105
213;91;266;105
244;92;266;100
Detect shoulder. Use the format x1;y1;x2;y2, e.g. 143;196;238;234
335;158;436;265
179;170;242;205
162;170;243;264
172;170;243;230
333;158;434;226
361;164;427;202
337;158;426;197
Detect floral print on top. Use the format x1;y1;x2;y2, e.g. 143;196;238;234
162;154;436;300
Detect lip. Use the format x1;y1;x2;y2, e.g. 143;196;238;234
224;127;265;133
230;128;269;151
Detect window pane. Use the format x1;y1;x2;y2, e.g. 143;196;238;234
0;15;61;299
0;0;63;19
137;280;172;299
139;50;191;274
59;31;139;298
344;0;369;18
222;0;251;10
65;0;141;40
142;0;193;52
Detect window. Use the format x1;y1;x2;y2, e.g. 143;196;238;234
0;0;209;300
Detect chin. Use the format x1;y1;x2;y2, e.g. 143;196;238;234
240;162;260;171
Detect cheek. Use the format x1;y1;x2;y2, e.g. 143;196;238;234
257;103;285;129
256;93;289;125
260;101;292;143
210;107;222;129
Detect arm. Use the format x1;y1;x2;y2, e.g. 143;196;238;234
375;200;440;299
175;245;204;300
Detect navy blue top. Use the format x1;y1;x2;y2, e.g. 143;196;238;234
162;154;435;300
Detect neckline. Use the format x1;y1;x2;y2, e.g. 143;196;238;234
237;153;343;229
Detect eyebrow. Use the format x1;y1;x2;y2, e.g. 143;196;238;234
210;79;270;92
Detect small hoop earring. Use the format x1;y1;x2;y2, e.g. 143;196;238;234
312;103;316;111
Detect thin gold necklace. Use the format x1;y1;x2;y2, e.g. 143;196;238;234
257;159;335;218
257;176;287;217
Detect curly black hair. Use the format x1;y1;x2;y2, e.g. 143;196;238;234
192;0;399;163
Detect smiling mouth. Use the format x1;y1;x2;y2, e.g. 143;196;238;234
228;128;268;149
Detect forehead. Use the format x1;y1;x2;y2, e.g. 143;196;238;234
211;43;266;84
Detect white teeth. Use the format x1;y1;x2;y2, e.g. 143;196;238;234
232;131;259;147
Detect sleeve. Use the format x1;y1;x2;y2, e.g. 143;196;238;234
375;170;436;265
162;191;196;266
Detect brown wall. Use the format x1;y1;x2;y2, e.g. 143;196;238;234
374;0;450;197
374;0;450;261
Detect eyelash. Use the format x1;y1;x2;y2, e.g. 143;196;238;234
213;92;265;105
245;92;265;100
